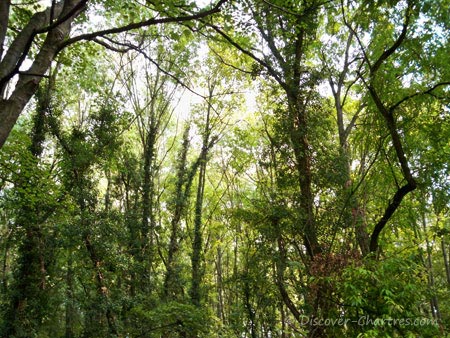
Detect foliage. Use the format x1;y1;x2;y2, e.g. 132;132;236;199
0;0;449;337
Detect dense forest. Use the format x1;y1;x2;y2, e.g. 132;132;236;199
0;0;449;337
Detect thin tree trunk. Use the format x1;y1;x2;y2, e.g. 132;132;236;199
215;246;225;322
243;262;257;338
1;229;11;293
190;98;212;306
276;236;302;323
442;237;450;285
65;252;75;338
78;190;118;336
280;301;286;338
190;150;206;306
164;127;190;299
140;127;156;290
422;215;441;321
328;37;370;255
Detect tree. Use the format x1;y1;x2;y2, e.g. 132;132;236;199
0;0;449;337
0;87;62;337
0;0;227;149
206;0;449;336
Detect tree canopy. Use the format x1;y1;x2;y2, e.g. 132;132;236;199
0;0;449;337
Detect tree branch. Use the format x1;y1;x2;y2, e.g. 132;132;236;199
58;0;228;51
251;5;287;74
0;0;227;149
208;45;254;75
369;183;416;252
361;80;417;253
206;23;287;90
0;1;88;94
340;0;371;70
370;0;413;74
0;3;63;92
343;102;365;141
36;0;87;35
0;1;81;149
0;0;10;60
388;81;450;113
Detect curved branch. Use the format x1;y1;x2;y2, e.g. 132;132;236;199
0;1;87;93
0;4;63;90
363;81;417;253
0;2;80;149
370;0;414;74
369;182;416;252
59;0;228;50
207;23;287;90
0;0;227;149
388;81;450;113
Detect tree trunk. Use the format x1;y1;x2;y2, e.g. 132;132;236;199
190;97;212;306
0;1;85;148
422;215;441;321
0;1;10;61
328;40;370;255
140;126;157;290
65;252;75;338
287;97;321;258
190;148;207;306
1;96;51;337
164;127;190;299
442;236;450;285
215;246;225;321
78;191;118;337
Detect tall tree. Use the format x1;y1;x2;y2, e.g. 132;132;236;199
0;1;448;337
0;0;227;149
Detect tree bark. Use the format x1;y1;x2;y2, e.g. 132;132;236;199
367;85;417;253
0;1;84;148
0;0;227;149
0;0;10;60
288;97;321;257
